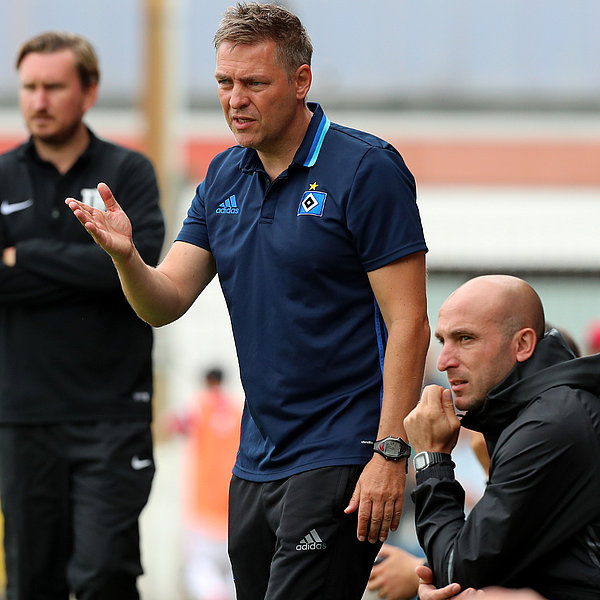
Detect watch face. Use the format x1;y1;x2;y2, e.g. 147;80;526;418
413;453;428;471
385;439;401;457
375;437;411;460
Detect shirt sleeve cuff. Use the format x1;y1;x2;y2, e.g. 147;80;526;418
415;460;455;485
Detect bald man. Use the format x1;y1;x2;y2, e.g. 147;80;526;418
404;275;600;600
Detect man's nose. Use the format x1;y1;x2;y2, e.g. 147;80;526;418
437;345;458;372
31;88;49;110
229;83;249;109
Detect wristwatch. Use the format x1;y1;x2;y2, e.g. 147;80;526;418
413;451;453;472
373;436;411;461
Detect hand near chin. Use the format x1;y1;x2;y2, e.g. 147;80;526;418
404;385;461;454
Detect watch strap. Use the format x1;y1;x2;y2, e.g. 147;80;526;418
373;436;412;461
413;451;453;472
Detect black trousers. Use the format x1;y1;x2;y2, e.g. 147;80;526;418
228;466;381;600
0;421;154;600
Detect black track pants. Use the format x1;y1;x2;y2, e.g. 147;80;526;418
0;421;154;600
228;465;381;600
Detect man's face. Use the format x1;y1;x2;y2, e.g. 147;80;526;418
435;295;518;412
18;49;96;145
215;40;304;155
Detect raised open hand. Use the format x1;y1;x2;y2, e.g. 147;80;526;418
65;182;134;262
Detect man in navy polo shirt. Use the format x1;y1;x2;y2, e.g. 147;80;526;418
66;3;430;599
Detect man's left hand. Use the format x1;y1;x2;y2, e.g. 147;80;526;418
344;455;406;543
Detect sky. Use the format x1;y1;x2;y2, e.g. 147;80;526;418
1;0;599;109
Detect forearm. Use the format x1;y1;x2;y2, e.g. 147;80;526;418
113;241;216;327
413;466;466;587
413;416;600;590
346;252;429;542
367;251;430;441
112;248;187;327
378;314;430;440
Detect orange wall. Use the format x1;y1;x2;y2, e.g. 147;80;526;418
3;134;596;186
182;137;599;186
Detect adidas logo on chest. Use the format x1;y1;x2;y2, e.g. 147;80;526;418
216;195;239;214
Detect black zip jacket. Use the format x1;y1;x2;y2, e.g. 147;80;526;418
413;330;600;600
0;130;165;423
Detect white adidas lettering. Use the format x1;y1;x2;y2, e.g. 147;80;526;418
296;528;327;551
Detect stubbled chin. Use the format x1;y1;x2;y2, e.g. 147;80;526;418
453;396;471;412
232;133;253;148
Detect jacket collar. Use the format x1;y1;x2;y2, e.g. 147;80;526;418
18;126;98;167
461;329;600;438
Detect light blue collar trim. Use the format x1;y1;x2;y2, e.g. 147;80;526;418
303;113;330;167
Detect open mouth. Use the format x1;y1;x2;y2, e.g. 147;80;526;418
231;115;254;127
449;379;467;393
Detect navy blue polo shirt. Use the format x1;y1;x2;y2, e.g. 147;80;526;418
177;103;427;482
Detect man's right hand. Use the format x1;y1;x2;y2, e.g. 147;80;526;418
404;386;461;455
65;182;135;263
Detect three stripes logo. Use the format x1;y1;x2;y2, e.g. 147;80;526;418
216;195;239;214
296;528;327;551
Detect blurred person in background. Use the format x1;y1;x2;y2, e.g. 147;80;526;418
164;367;240;600
584;320;600;355
65;3;429;599
0;32;164;600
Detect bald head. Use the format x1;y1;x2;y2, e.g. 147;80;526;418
435;275;545;411
445;275;545;341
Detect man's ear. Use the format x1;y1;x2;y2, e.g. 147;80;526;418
83;82;99;113
515;328;537;363
294;64;312;100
